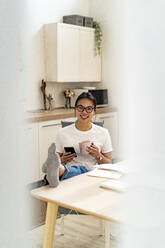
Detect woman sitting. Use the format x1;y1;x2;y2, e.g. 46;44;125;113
42;92;112;187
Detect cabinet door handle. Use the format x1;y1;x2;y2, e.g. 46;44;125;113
41;123;61;128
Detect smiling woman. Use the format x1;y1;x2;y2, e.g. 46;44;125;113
74;92;96;130
42;92;113;187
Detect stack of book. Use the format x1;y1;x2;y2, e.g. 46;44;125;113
87;161;131;192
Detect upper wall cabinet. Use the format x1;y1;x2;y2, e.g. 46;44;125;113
44;23;101;82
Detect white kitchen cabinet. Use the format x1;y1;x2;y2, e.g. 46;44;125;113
96;112;118;160
25;123;40;184
44;23;101;82
57;24;80;82
38;120;62;179
80;28;101;81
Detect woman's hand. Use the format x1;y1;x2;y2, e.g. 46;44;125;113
86;144;112;164
60;152;76;164
86;143;100;160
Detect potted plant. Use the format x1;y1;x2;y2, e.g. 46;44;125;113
93;21;103;55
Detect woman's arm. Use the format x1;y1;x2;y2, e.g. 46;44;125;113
97;152;112;164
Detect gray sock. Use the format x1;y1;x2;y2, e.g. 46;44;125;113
42;143;60;187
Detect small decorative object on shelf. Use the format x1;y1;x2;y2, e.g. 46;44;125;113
40;79;47;110
64;89;75;109
40;79;54;111
93;21;103;55
46;94;54;111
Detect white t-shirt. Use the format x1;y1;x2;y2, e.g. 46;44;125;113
55;123;113;171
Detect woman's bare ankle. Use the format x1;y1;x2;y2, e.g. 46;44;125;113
59;165;66;177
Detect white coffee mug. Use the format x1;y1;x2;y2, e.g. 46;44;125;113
79;141;91;155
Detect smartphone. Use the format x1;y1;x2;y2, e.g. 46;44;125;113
64;147;77;156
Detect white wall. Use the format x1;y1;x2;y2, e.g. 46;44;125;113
0;0;29;246
23;0;91;110
90;0;124;109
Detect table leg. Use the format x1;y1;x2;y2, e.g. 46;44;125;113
104;220;111;248
43;202;58;248
99;219;104;236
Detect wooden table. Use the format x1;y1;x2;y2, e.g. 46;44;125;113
31;172;124;248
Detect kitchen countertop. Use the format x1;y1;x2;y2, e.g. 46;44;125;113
27;107;116;123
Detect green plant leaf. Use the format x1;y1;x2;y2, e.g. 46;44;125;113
93;21;102;55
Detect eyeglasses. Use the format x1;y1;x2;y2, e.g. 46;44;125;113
76;105;94;113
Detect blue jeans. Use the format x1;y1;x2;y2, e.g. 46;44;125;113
60;165;88;180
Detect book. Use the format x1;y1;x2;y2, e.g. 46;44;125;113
94;163;131;174
100;180;129;192
87;168;121;179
